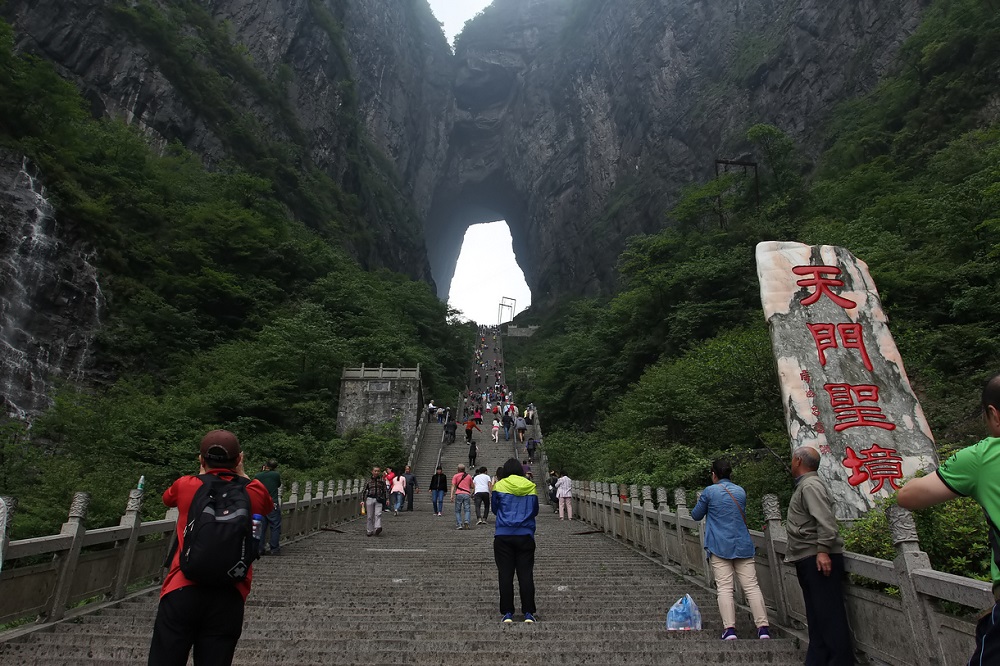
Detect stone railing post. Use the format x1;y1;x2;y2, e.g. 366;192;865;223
642;486;653;555
609;483;620;539
762;494;790;625
288;482;300;535
111;487;145;600
303;481;314;530
596;482;607;532
0;495;16;573
571;480;581;521
656;488;669;564
887;505;947;665
693;490;711;583
45;492;90;621
674;489;692;572
629;484;640;547
314;481;326;528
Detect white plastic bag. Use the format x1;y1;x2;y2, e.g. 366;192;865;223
665;593;702;631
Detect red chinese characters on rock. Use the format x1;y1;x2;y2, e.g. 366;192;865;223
806;323;874;372
792;266;858;309
842;443;904;493
823;383;896;432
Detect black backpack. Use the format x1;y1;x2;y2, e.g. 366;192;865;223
175;473;260;585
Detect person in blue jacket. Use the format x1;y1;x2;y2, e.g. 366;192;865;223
491;458;539;624
691;459;771;640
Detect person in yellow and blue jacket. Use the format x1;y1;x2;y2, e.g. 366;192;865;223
491;458;539;624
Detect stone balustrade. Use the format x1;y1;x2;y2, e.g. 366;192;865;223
572;481;992;666
0;478;363;626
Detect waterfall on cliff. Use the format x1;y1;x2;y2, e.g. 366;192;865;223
0;157;104;419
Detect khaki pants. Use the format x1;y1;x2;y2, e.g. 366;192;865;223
558;497;573;520
365;497;382;534
710;554;769;629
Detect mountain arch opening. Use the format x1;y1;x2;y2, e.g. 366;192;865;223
425;174;532;323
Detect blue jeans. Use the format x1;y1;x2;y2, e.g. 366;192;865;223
503;425;511;441
391;492;404;512
258;504;281;553
431;489;445;514
455;494;471;526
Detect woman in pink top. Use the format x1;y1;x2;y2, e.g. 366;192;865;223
390;474;407;515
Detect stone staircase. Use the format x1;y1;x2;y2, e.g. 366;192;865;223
0;334;804;664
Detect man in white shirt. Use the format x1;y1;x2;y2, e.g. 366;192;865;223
473;467;494;525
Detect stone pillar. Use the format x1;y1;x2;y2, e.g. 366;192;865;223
629;484;641;547
0;495;17;573
762;494;790;624
602;482;612;533
336;480;345;496
327;480;335;500
674;489;692;572
111;488;145;600
46;492;90;621
642;486;654;555
887;505;947;665
288;482;300;535
572;480;581;521
656;488;669;564
315;481;326;527
693;490;711;582
303;481;314;531
609;483;620;539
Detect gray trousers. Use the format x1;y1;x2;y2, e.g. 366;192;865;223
365;497;383;533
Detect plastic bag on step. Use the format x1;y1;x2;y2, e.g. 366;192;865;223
665;594;702;631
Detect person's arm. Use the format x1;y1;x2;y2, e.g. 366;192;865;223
690;488;709;521
897;473;960;510
162;479;180;508
801;482;840;557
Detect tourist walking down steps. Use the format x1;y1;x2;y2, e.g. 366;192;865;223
362;467;387;536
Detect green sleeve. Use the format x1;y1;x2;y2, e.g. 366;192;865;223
936;445;980;498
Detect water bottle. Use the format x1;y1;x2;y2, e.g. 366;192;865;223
137;475;145;491
251;514;264;541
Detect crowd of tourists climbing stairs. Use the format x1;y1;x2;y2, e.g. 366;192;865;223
0;324;804;664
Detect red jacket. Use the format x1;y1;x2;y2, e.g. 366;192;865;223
160;470;272;600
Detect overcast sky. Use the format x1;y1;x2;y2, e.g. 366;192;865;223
426;0;531;325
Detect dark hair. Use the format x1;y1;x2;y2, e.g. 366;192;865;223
499;458;524;479
983;374;1000;413
711;459;733;481
266;459;278;470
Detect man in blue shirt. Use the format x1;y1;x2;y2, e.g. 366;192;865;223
691;459;771;640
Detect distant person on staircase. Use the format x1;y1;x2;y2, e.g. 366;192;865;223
690;459;770;641
463;418;481;443
492;418;501;443
403;465;418;511
515;415;528;444
390;473;406;516
468;440;479;469
525;438;537;463
429;466;447;516
253;459;282;556
361;467;388;537
502;413;514;441
451;464;474;529
492;458;539;624
148;430;272;666
474;466;493;525
555;472;574;521
427;401;436;422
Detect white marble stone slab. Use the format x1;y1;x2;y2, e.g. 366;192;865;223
756;241;938;519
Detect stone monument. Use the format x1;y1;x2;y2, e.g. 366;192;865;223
756;241;937;519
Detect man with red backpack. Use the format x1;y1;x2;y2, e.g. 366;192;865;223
148;430;272;666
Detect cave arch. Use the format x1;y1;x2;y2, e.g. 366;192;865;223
425;172;531;302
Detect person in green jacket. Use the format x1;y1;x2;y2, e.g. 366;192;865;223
898;374;1000;665
491;458;539;624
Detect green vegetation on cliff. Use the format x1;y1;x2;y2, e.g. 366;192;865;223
508;0;1000;573
0;19;473;537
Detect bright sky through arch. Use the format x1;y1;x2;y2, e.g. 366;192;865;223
450;222;531;325
426;0;531;325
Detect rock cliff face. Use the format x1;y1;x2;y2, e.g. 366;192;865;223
0;0;932;415
426;0;929;302
0;0;453;280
